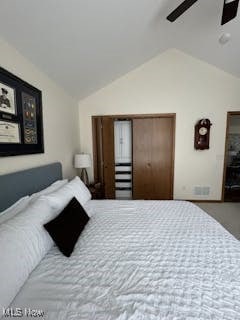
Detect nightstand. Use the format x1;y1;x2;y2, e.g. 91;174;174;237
88;182;103;199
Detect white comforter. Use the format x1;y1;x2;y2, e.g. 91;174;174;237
10;200;240;320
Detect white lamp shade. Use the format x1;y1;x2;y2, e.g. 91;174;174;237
74;154;91;168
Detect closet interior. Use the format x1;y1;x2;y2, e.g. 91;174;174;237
114;120;132;199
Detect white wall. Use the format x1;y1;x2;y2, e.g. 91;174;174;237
78;49;240;200
0;37;80;178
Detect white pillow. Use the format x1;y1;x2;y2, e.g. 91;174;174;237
0;196;56;310
0;180;68;225
45;176;91;212
0;196;30;224
29;179;68;202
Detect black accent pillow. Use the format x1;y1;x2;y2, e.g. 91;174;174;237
44;197;89;257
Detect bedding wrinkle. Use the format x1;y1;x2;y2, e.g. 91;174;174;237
7;200;240;320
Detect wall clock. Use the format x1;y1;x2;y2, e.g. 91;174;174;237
194;119;212;150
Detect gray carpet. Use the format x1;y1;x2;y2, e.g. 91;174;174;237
196;202;240;240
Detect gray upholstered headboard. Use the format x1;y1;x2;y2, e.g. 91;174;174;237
0;162;62;212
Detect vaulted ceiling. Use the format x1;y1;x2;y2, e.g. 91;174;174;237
0;0;239;99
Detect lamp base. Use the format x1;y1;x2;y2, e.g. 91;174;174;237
80;168;89;186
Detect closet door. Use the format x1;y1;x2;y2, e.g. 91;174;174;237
132;117;174;200
102;117;115;199
92;117;104;184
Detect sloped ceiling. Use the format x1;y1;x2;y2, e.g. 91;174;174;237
0;0;239;99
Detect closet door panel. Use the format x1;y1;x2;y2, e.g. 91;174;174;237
132;117;174;200
102;117;115;199
132;119;152;199
92;117;104;184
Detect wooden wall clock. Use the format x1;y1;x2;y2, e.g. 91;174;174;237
194;119;212;150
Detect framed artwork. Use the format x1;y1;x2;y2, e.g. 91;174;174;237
0;82;16;115
0;67;44;156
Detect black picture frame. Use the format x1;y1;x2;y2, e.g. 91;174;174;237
0;67;44;156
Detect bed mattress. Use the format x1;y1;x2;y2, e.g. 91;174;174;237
9;200;240;320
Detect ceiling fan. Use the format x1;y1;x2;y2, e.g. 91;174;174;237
167;0;239;25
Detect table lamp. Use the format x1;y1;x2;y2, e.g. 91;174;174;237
74;154;91;185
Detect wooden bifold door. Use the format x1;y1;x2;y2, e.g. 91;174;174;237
92;114;175;200
132;117;174;200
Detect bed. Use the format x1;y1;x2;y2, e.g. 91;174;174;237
1;164;240;320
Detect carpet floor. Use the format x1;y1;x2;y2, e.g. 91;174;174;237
196;202;240;240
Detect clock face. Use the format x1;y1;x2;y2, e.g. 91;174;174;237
199;127;208;136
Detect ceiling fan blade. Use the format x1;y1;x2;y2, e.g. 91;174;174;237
167;0;199;22
221;0;239;25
